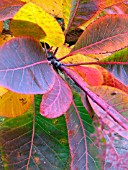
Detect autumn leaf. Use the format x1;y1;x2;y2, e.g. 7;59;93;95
0;0;25;21
40;74;72;118
63;0;103;33
10;2;65;46
0;37;55;94
66;93;103;170
21;0;63;18
69;65;103;86
68;15;128;56
0;86;33;118
88;85;128;139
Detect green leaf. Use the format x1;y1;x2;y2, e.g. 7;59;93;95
0;95;70;170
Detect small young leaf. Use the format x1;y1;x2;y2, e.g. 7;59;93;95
0;37;55;94
10;2;65;47
40;74;72;118
69;15;128;56
0;0;25;21
0;86;33;118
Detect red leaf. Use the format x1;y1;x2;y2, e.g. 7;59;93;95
40;74;72;118
0;37;55;94
68;15;128;56
0;0;25;21
70;65;103;86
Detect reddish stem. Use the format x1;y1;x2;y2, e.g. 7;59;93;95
63;61;128;67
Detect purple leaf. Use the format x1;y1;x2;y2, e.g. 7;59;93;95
0;37;55;94
40;74;72;118
0;0;25;21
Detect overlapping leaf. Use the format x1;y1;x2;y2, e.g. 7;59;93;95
21;0;63;18
100;48;128;86
63;67;128;140
0;95;70;169
0;86;33;118
0;0;25;21
64;0;103;33
0;37;55;94
40;74;72;118
68;15;128;56
96;65;128;94
10;2;65;46
66;93;103;170
87;86;128;139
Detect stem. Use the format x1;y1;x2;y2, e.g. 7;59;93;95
63;61;128;67
53;47;59;58
61;65;128;131
26;100;36;170
58;54;69;61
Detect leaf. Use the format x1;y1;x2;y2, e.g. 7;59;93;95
63;0;103;33
103;0;125;7
68;15;128;56
100;48;128;86
96;65;128;94
66;93;103;170
70;65;103;86
0;86;33;118
0;95;70;169
21;0;63;18
0;37;55;94
40;74;72;118
10;2;65;47
0;0;25;21
106;65;128;86
88;85;128;139
63;67;128;140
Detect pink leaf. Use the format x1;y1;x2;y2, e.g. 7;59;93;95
0;37;55;94
0;0;25;21
40;74;72;118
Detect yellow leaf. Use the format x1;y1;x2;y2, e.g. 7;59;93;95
55;45;96;63
10;2;65;47
0;34;14;46
21;0;63;18
0;86;34;118
63;0;71;30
